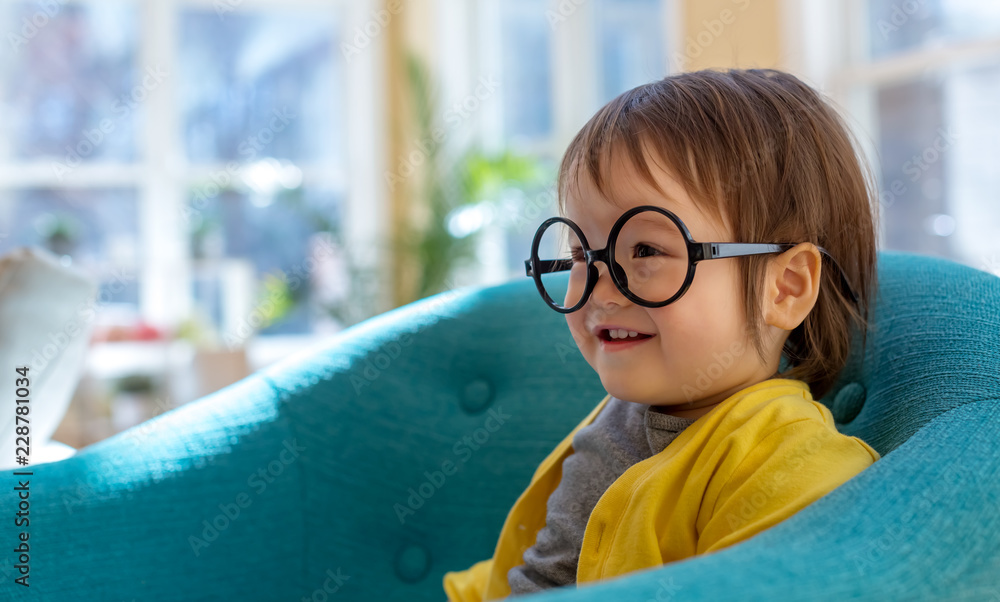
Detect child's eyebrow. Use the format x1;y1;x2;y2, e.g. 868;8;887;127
627;214;686;236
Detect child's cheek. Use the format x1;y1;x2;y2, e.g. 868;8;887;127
565;314;589;351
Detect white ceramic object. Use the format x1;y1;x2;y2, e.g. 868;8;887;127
0;247;97;470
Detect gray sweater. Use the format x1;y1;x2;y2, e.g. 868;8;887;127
506;397;698;596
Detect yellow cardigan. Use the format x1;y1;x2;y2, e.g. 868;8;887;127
443;378;880;601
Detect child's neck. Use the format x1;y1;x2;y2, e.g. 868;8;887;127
652;371;783;420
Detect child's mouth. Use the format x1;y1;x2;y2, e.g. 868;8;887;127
598;329;654;350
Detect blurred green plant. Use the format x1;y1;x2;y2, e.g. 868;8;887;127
37;213;81;256
175;310;219;349
182;184;342;334
175;270;298;346
113;373;157;395
398;52;547;303
255;271;298;329
189;214;221;260
318;228;383;329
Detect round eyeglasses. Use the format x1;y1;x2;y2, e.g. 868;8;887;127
523;205;859;313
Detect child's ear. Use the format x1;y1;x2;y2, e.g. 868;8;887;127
762;242;822;332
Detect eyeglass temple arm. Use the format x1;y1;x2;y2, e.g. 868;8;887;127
524;246;859;304
697;243;861;305
524;258;573;277
695;242;788;260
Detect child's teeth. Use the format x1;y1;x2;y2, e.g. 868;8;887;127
609;329;641;339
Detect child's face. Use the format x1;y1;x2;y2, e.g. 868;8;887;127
563;153;780;417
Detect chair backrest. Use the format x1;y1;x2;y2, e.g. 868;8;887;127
820;250;1000;456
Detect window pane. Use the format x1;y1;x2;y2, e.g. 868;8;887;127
0;2;140;162
499;175;560;278
596;0;665;103
500;0;553;142
942;61;1000;272
940;0;1000;42
178;8;340;165
868;0;1000;59
186;187;346;336
876;77;950;256
0;188;141;305
875;60;1000;271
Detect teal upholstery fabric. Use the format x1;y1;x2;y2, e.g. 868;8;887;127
1;250;998;601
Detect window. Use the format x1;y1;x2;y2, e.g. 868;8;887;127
0;188;141;304
498;0;554;143
178;5;346;336
595;0;667;105
459;0;672;287
827;0;1000;276
0;0;377;343
0;2;143;306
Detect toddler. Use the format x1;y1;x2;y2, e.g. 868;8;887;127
444;68;881;601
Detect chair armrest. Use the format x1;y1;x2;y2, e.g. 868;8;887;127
0;374;306;600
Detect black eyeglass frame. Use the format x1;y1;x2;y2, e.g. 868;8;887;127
524;205;860;314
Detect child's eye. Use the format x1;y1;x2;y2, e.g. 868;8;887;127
634;244;666;258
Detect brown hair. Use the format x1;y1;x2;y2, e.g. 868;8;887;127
557;68;879;400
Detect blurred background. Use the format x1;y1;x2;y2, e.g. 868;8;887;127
0;0;996;452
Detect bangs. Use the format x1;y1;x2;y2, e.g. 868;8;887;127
556;83;726;226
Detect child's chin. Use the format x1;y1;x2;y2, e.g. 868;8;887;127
601;377;646;403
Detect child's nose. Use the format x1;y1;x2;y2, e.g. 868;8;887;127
589;261;630;309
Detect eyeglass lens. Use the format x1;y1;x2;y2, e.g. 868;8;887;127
536;210;690;310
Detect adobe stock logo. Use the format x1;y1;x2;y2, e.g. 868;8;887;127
350;333;415;395
393;406;511;524
339;0;405;61
875;0;928;39
188;439;306;557
681;340;746;402
6;0;68;55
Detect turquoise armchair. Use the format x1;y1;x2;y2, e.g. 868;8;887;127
2;251;998;601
